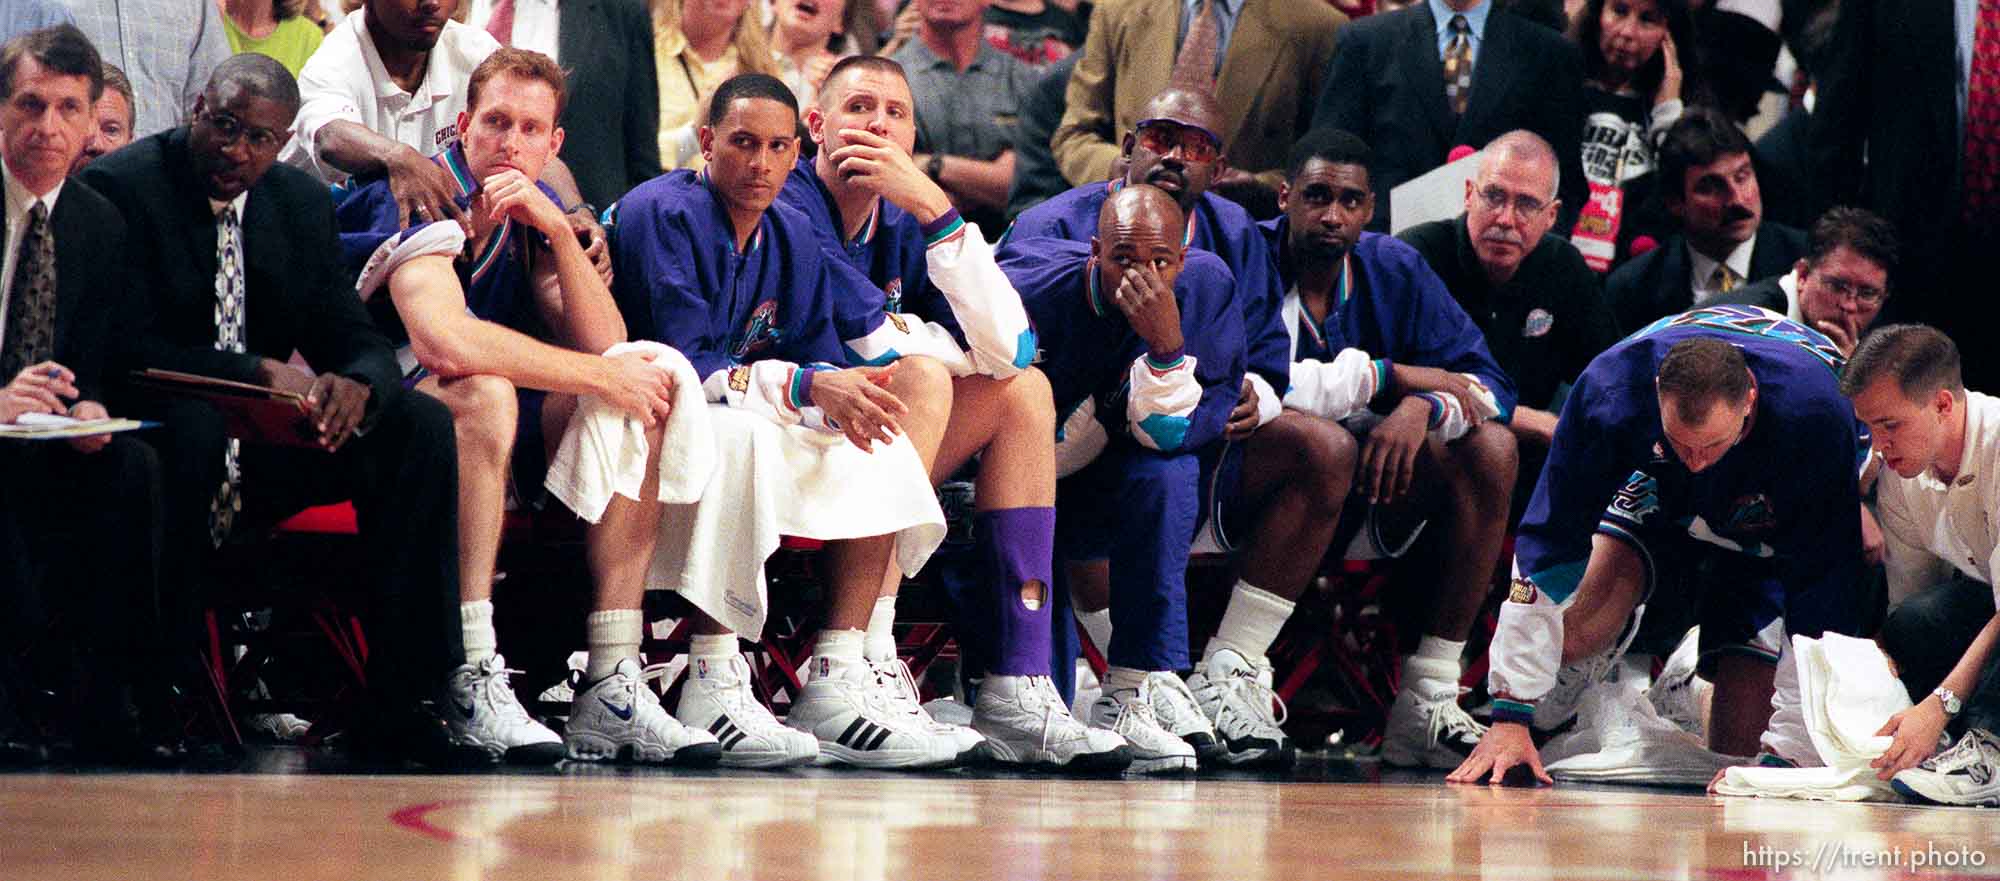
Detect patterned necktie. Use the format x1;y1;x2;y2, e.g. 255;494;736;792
211;206;246;547
1171;0;1222;89
1711;263;1739;295
1;202;55;384
485;0;517;47
1443;14;1474;116
1966;0;2000;220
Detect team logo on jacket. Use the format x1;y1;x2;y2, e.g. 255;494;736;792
1508;577;1538;604
728;365;752;393
1725;493;1777;534
883;277;904;314
435;125;458;148
1522;308;1555;338
733;300;782;359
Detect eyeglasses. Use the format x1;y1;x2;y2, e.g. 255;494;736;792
1475;186;1549;218
1814;274;1888;306
201;109;282;151
1134;118;1222;164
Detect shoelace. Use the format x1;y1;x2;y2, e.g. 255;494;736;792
869;659;932;721
1115;683;1169;740
1428;688;1483;743
1220;669;1289;728
476;662;537;724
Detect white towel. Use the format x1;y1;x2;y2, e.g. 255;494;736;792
544;342;715;521
1543;658;1737;787
1715;633;1910;802
643;405;947;637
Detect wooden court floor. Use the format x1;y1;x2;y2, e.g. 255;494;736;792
3;751;1997;880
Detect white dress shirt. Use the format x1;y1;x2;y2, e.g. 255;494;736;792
468;0;560;62
283;8;500;183
1877;390;2000;608
0;160;65;358
1688;235;1756;305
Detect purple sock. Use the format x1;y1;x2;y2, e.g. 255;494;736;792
981;507;1055;677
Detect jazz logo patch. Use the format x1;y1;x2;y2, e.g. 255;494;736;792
728;364;752;393
1522;308;1555;338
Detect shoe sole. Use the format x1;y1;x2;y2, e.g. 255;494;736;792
1891;778;2000;807
1127;752;1198;775
1218;744;1298;769
980;740;1136;774
564;736;724;767
719;748;820;769
502;741;568;765
816;741;957;769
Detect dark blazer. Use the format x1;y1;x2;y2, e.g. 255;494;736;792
77;129;402;412
1311;4;1585;233
557;0;661;210
1603;223;1807;333
2;179;129;404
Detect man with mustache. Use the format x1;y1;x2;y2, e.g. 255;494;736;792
1606;107;1806;334
1008;87;1357;768
1450;306;1870;786
1401;130;1619;461
81;54;485;768
1260;127;1520;770
774;54;1130;771
997;184;1257;772
333;48;685;766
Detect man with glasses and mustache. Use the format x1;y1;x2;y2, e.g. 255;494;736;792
1007;88;1357;768
1450;306;1871;786
81;55;483;768
1713;206;1898;360
1606;107;1806;334
1258;127;1519;770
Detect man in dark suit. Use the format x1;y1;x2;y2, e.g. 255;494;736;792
1;25;171;764
1606;107;1806;333
1311;0;1585;233
79;54;482;767
1811;0;1998;388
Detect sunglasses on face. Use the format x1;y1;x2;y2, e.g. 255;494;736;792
1134;118;1223;164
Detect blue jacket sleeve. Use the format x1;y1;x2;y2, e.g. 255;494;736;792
610;195;730;381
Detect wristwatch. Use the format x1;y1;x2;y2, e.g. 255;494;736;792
1934;686;1963;716
924;154;945;182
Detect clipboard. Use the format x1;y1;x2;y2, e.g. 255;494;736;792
0;414;153;441
129;368;320;447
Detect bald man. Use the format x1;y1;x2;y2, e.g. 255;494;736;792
998;185;1257;772
1008;88;1354;767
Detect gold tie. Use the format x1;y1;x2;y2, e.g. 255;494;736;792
1713;264;1739;294
1442;14;1474;115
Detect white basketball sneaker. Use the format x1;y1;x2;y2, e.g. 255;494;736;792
1381;682;1487;769
1646;628;1711;738
564;658;722;765
1186;648;1296;768
870;657;987;764
1892;728;2000;807
973;674;1132;772
1137;670;1224;762
445;654;565;765
1089;678;1197;774
676;654;819;768
785;656;961;769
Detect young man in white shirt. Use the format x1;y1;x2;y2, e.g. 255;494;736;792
1844;324;2000;807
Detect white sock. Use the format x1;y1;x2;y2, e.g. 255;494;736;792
689;632;738;678
1205;581;1295;664
811;627;866;679
864;595;899;663
460;599;497;666
1402;636;1467;697
585;609;643;682
1102;665;1147;696
1077;607;1114;655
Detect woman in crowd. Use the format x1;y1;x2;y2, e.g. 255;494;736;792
223;0;326;75
768;0;877;108
1568;0;1704;273
654;0;776;171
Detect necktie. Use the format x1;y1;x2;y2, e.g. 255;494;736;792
485;0;517;47
1711;264;1739;295
211;206;246;547
1171;0;1221;89
1443;14;1474;116
1966;0;2000;220
1;202;55;384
